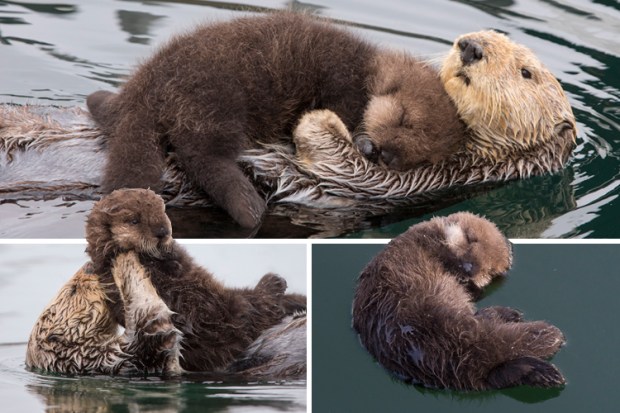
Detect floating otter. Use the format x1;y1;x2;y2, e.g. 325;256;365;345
87;13;576;228
352;212;565;390
0;21;576;225
26;188;306;377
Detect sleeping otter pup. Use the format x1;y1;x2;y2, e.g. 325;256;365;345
87;12;466;228
352;212;565;390
85;188;305;371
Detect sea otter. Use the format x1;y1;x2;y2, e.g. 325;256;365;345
352;212;565;390
86;11;468;228
26;188;306;376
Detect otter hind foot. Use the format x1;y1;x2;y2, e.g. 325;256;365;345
522;321;566;359
487;356;565;389
255;273;287;296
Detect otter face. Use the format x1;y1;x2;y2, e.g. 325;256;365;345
358;93;427;170
87;189;173;258
356;52;466;170
436;212;512;297
440;30;576;159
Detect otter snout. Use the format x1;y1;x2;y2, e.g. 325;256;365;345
154;225;170;240
353;133;402;168
458;39;484;65
353;133;380;163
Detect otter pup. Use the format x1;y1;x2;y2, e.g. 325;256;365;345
352;212;565;390
85;188;305;371
27;188;306;375
87;12;466;228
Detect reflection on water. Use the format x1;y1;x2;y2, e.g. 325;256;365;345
0;343;305;413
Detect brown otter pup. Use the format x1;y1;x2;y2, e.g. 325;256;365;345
87;12;466;228
85;188;306;371
26;188;306;375
352;212;565;390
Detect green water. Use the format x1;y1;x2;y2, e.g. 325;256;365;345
0;0;619;238
313;243;620;412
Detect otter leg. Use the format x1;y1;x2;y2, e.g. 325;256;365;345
487;356;565;389
112;251;183;375
26;264;130;374
101;112;167;193
475;306;523;323
172;132;266;228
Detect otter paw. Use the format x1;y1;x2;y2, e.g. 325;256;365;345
256;273;287;296
487;356;565;389
522;321;566;359
476;306;523;323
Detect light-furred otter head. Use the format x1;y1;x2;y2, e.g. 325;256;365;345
431;212;513;298
441;30;576;162
86;188;173;264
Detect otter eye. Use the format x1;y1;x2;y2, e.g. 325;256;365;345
521;68;532;79
130;218;140;225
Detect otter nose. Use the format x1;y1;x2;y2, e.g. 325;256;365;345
458;39;484;65
155;226;170;239
353;133;380;164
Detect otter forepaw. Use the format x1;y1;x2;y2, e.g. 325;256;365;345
487;356;565;389
296;109;351;141
256;273;287;296
476;306;523;323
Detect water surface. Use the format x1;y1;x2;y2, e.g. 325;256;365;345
0;0;618;238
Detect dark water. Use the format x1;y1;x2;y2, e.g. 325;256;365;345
0;244;307;412
0;0;619;238
313;243;620;412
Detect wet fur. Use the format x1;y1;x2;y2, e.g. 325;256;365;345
26;255;183;375
88;12;465;228
352;212;565;390
84;188;306;372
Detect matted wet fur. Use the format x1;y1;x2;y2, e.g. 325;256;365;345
26;253;183;375
27;188;306;376
88;11;466;228
352;212;565;390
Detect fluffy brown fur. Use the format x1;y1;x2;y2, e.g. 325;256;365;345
87;12;465;228
352;212;565;390
85;188;306;371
